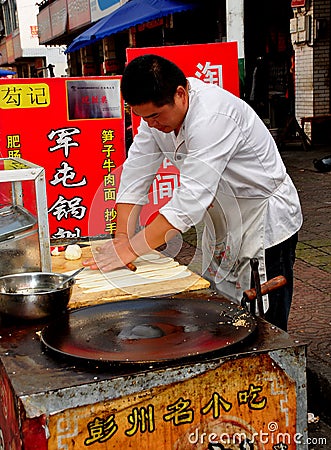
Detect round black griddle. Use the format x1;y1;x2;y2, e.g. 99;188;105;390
41;297;256;365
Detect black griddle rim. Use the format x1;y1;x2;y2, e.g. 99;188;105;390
40;297;257;368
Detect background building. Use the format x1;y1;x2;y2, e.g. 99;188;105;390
35;0;300;134
0;0;67;77
1;0;330;145
290;0;331;145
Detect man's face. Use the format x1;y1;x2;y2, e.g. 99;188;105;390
131;86;188;134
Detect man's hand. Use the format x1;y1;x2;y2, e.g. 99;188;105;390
83;212;179;272
82;233;137;272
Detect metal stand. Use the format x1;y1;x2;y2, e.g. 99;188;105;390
0;157;51;274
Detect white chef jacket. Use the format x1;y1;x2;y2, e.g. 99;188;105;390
117;77;303;304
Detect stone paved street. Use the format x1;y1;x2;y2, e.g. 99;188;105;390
281;148;331;449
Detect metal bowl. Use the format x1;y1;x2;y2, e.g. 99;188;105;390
0;272;75;320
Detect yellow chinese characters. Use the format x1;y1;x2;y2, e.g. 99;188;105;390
0;83;50;109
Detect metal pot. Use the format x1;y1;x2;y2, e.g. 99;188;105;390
0;272;75;320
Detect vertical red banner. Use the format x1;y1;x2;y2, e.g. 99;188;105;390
0;77;126;239
126;42;239;225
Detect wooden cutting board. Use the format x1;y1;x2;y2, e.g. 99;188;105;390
51;244;210;309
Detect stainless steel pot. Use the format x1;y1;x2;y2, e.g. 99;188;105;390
0;272;74;320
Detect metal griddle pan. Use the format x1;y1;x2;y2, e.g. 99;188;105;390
41;296;256;365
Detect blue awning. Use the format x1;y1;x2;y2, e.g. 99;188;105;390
65;0;198;53
0;68;16;77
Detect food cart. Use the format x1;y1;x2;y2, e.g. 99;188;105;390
0;246;308;449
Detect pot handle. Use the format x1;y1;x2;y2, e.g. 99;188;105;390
250;258;263;316
242;275;287;302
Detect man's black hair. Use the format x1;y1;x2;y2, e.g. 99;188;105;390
121;54;187;107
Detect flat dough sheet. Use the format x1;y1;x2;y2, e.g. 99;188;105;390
70;253;192;293
51;244;210;309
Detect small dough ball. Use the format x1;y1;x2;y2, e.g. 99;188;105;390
65;244;82;260
51;246;60;256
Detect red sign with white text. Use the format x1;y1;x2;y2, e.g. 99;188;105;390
126;42;239;225
127;41;239;135
291;0;306;7
0;77;126;239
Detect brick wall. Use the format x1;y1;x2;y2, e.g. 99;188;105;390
292;0;330;140
313;0;330;115
295;45;314;121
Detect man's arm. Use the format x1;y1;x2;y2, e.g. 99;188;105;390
83;204;179;271
129;212;180;256
115;203;142;238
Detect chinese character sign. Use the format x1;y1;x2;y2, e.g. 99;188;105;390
126;42;239;225
0;77;126;238
46;354;298;449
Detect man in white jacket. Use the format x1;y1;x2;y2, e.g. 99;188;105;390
83;54;302;331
